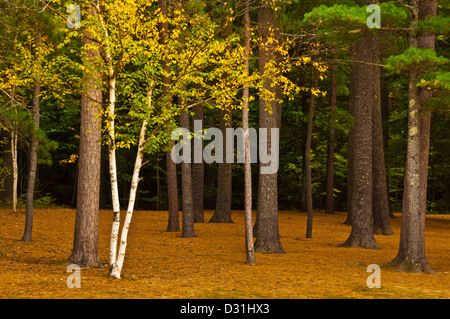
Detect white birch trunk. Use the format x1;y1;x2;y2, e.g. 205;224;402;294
108;75;121;271
110;88;152;279
99;10;122;271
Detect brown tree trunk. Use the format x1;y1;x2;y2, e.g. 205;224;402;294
210;3;233;224
0;130;13;203
380;74;395;218
192;102;204;222
22;79;40;242
388;0;435;273
325;63;337;215
243;0;255;265
210;107;233;223
253;4;284;254
305;68;319;238
166;150;180;232
159;0;180;232
340;32;379;249
180;100;196;238
372;32;394;235
67;4;103;267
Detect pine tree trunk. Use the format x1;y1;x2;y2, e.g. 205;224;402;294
166;150;180;232
67;4;103;267
254;4;284;254
180;101;196;238
325;63;336;215
341;32;379;249
380;74;395;218
159;0;180;232
22;79;40;242
371;32;394;236
305;68;319;238
210;108;233;223
192;102;204;222
390;0;435;273
210;5;233;224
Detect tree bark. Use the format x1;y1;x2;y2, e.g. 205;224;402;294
22;78;40;242
159;0;180;232
371;32;394;236
210;107;234;223
254;4;284;254
0;130;14;203
110;89;151;278
192;101;204;222
325;63;337;215
305;68;319;238
67;4;103;267
180;100;196;238
243;0;255;265
388;0;435;273
210;3;234;224
340;31;379;249
380;74;395;218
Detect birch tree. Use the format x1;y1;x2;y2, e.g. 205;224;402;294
98;0;265;278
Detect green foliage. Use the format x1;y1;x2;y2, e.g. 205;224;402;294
384;48;448;74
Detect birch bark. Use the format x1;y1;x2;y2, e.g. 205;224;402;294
110;87;152;279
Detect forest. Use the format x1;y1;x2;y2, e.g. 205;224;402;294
0;0;449;300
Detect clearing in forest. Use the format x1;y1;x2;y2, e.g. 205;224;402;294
0;209;449;299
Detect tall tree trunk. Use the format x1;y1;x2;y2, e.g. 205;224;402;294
210;4;233;224
99;7;121;271
0;130;14;203
166;150;180;232
210;107;233;223
21;78;40;242
192;102;204;222
11;127;18;214
340;31;379;249
388;0;435;273
371;31;394;236
10;87;18;214
156;153;161;210
180;98;196;238
325;63;337;215
300;83;308;212
254;4;284;254
416;0;435;273
305;68;319;238
67;4;103;267
380;73;395;218
159;0;180;232
243;0;255;265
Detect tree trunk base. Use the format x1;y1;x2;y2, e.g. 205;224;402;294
194;216;205;223
66;254;103;268
209;214;234;223
394;257;436;274
338;235;380;249
254;237;285;254
373;226;394;236
166;220;180;232
21;236;32;242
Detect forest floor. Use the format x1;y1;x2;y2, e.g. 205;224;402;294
0;208;449;299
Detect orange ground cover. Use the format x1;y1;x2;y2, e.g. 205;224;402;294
0;208;449;298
